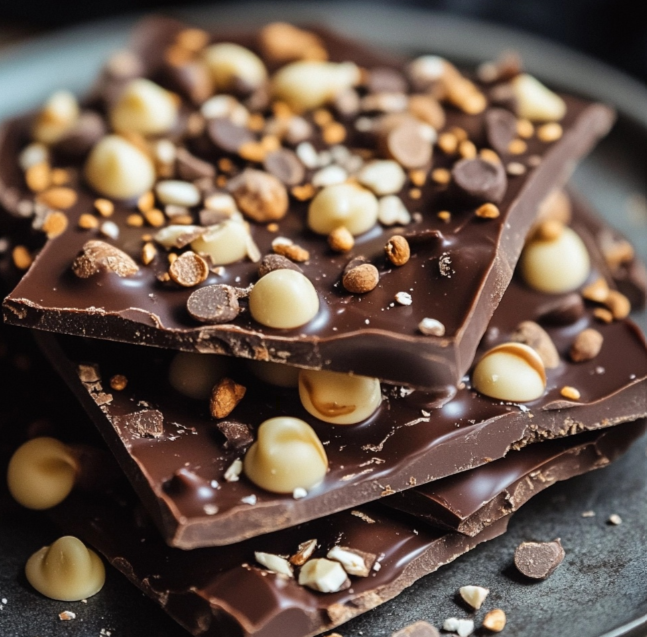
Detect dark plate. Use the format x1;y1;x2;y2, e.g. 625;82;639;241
0;4;645;637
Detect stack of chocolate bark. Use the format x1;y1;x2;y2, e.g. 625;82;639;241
1;16;646;637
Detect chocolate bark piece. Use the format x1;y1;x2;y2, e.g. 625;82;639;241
514;539;566;579
46;420;644;637
0;19;616;392
32;194;647;548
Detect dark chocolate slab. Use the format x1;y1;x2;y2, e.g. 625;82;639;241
1;17;615;391
34;194;647;548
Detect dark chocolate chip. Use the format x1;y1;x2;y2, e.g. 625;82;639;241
257;254;303;277
115;409;164;438
489;83;518;112
187;284;240;324
485;107;519;155
163;60;213;105
263;148;305;186
216;420;254;450
514;538;565;579
451;157;507;204
392;622;441;637
384;121;432;169
537;292;585;326
368;67;408;94
402;229;445;245
208;118;255;153
176;147;216;180
54;111;107;158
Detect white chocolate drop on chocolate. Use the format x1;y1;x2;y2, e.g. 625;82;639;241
272;61;360;112
25;536;105;601
191;220;249;265
32;90;80;144
308;184;378;236
203;43;267;90
110;78;178;136
472;342;546;402
249;269;319;329
168;351;228;400
299;369;382;425
84;135;155;199
520;226;590;294
247;360;301;388
511;74;566;122
243;417;328;493
7;438;78;510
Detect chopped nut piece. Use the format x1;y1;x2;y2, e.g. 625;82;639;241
604;290;631;319
508;138;527;154
570;328;604;362
459;585;489;610
482;609;507;632
593;307;614;323
143;208;166;228
475;203;500;219
59;611;76;621
168;251;209;287
224;458;243;482
155;180;201;207
378;195;411;226
298;558;350;593
537;122;563;142
210;377;247;419
517;119;534;138
431;167;451;184
418;317;445;336
437;211;451;222
36;187;78;210
437;132;458;154
25;162;51;192
560;386;581;400
358;160;407;196
254;552;294;578
216;420;253;450
343;262;379;294
385;235;411;266
126;214;144;227
258;23;327;63
511;320;560;369
395;291;412;306
328;226;354;252
141;242;157;265
78;214;99;230
608;513;622;525
110;374;128;391
41;211;69;239
290;539;317;566
138;191;155;213
582;277;609;303
72;240;139;279
327;546;377;577
228;169;289;222
273;241;310;262
443;617;474;637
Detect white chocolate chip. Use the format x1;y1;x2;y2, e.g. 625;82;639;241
84;135;155;200
298;558;349;593
110;79;178;136
511;74;567;122
357;160;407;195
224;458;243;482
19;143;50;171
418;318;445;336
249;269;319;329
25;536;105;601
520;226;590;294
254;552;294;577
168;351;228;400
203;43;267;90
377;195;411;226
395;291;412;306
155;180;201;207
200;95;250;125
272;61;360;112
191;220;250;266
7;438;78;510
32;90;80;144
308;183;378;236
243;417;328;493
298;369;382;425
472;342;546;402
459;585;489;610
443;617;475;637
311;165;348;188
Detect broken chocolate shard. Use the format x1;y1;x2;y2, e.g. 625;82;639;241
176;147;216;181
263;148;305;186
514;538;565;579
392;621;441;637
71;240;139;279
485;107;519;156
536;291;585;326
187;284;241;324
451;157;507;204
207;117;255;153
114;409;164;438
216;420;254;450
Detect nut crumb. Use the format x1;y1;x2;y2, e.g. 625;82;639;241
482;609;506;632
59;611;76;621
608;513;622;525
210;377;246;419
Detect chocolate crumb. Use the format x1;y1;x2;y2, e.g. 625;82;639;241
115;409;164;438
216;420;253;450
514;538;565;579
187;284;241;324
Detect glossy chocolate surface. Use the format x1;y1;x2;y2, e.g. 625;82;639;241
35;195;647;547
1;17;615;391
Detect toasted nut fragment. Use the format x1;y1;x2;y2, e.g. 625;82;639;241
593;307;614;324
520;226;590;294
203;42;267;90
431;168;451;184
273;241;310;262
299;369;381;425
84;135;155;200
418;317;445;336
442;617;474;637
482;609;507;632
249;269;319;328
210;377;247;418
475;203;500;219
309;184;378;236
169;251;209;287
41;211;69;239
534;219;564;241
343;262;379;294
72;240;139;278
25;162;51;192
110;79;178;136
228;169;289;222
243;417;328;493
560;385;581;400
26;536;105;601
78;214;99;230
126;214;144;227
582;277;610;303
511;74;566;121
385;235;411;266
187;284;241;324
459;585;489;610
8;438;78;510
408;94;445;130
110;374;128;391
472;342;546;402
290;539;318;566
298;558;350;593
511;320;560;369
272;61;360;112
395;291;412;305
327;546;377;577
608;513;622;525
224;458;243;482
570;328;604;362
537;122;563;142
259;23;327;63
328;226;355;252
507;138;527;154
168;351;228;400
604;290;631;319
254;552;294;578
32;90;80;144
155;180;201;207
141;242;157;265
36;187;78;210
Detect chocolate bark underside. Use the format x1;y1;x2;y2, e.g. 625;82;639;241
1;19;615;390
33;194;647;548
48;419;645;637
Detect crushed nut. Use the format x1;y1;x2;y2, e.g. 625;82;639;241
298;558;350;593
168;251;209;287
482;609;506;632
290;539;317;566
395;291;412;306
210;377;247;419
328;226;354;252
475;202;500;219
342;262;379;294
273;240;310;262
418;317;445;336
254;552;294;577
560;386;581;400
385;235;411;266
72;240;139;279
570;328;603;362
327;546;377;577
36;187;77;210
41;211;69;239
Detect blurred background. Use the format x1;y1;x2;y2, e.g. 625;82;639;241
0;0;646;83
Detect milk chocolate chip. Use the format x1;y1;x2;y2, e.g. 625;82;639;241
451;157;507;204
